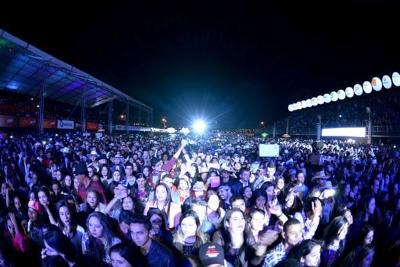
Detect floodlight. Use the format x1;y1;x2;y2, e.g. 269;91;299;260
363;81;372;94
192;120;207;134
371;77;382;91
392;72;400;87
323;93;331;104
382;75;392;89
330;91;338;102
354;84;363;96
317;95;324;105
345;87;354;98
337;89;346;100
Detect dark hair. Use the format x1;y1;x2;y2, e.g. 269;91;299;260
109;242;147;267
323;216;348;245
288;239;322;262
154;183;172;204
223;208;245;232
274;258;302;267
283;218;302;234
118;210;134;225
356;224;374;247
251;189;266;207
55;200;78;232
260;181;275;193
131;214;152;231
43;225;76;263
86;212;115;243
353;246;375;265
304;197;322;215
42;255;70;267
248;208;265;219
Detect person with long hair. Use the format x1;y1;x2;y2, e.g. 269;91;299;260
341;245;375;267
213;208;248;267
41;225;77;267
134;174;151;208
177;178;191;205
143;183;181;229
79;190;106;215
173;210;208;258
320;216;349;267
146;208;172;245
109;242;147;267
288;239;322;267
202;190;225;237
55;200;85;253
37;186;57;225
81;212;120;264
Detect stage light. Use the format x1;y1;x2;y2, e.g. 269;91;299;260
312;97;318;106
354;84;363;96
337;89;346;100
306;99;312;108
317;95;324;105
372;77;382;91
392;72;400;87
382;75;392;89
345;87;354;98
192;120;207;134
363;81;372;94
330;91;338;102
323;94;331;104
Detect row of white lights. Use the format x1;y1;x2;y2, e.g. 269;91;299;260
288;72;400;112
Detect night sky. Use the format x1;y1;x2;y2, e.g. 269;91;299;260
1;2;399;128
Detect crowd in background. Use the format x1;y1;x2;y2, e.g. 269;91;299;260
0;130;399;267
273;91;400;136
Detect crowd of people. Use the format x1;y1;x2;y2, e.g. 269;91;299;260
0;130;399;267
273;90;400;137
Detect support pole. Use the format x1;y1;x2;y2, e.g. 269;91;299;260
125;103;130;133
368;110;372;145
81;91;87;132
286;119;289;135
108;101;113;134
273;122;276;138
316;115;322;141
38;79;46;136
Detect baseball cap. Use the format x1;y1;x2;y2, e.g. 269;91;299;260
198;242;225;266
28;200;42;213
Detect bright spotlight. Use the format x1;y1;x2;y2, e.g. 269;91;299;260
192;120;207;134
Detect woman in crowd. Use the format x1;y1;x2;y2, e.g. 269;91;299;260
173;210;208;259
133;174;151;207
213;208;248;267
143;183;181;229
177;178;191;205
41;225;78;267
320;216;350;267
288;239;323;267
109;242;147;267
55;200;85;253
79;190;106;215
202;190;225;236
82;212;121;265
147;207;172;245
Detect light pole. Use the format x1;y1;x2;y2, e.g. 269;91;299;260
366;107;372;144
161;117;167;128
317;115;322;141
